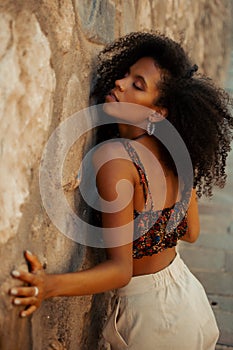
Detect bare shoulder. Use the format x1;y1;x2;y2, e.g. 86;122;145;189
92;141;130;170
93;141;134;190
92;141;134;202
93;140;126;159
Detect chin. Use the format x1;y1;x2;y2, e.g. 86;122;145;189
103;101;151;125
103;101;121;118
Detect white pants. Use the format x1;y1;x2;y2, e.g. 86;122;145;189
103;253;219;350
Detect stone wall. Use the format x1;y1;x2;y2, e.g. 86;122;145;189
0;1;232;349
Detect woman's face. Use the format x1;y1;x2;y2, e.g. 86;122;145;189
104;57;162;123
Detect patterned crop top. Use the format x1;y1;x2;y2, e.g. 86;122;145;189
123;141;188;259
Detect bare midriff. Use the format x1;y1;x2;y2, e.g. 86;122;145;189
132;247;177;276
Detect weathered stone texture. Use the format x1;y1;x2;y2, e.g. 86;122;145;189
0;0;232;349
0;11;55;244
134;0;232;83
75;0;116;44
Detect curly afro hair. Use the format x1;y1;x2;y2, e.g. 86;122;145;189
91;31;233;197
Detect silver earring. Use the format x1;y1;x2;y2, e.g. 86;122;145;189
147;121;155;135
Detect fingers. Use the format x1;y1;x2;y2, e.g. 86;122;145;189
11;269;36;285
10;286;40;318
21;305;37;318
10;286;38;297
11;251;44;284
13;296;37;307
10;251;45;318
10;285;41;318
24;250;43;272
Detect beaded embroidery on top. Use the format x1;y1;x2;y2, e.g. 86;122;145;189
123;140;188;259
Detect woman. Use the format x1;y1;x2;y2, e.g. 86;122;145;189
10;32;233;349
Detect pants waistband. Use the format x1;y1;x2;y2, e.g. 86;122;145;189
115;252;186;296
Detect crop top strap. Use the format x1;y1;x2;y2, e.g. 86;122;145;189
122;140;154;210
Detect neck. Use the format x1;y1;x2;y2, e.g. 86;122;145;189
118;123;148;140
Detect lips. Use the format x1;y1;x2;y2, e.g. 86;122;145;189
106;90;119;102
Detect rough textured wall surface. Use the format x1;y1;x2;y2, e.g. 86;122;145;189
0;1;232;349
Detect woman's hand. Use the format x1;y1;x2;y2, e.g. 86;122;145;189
10;250;46;318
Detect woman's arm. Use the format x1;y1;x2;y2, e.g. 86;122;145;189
12;245;132;299
180;188;200;243
10;146;135;317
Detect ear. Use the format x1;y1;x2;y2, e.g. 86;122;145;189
149;107;168;122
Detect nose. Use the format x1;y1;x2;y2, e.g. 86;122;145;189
115;78;125;92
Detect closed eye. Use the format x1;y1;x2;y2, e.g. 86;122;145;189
133;83;143;91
